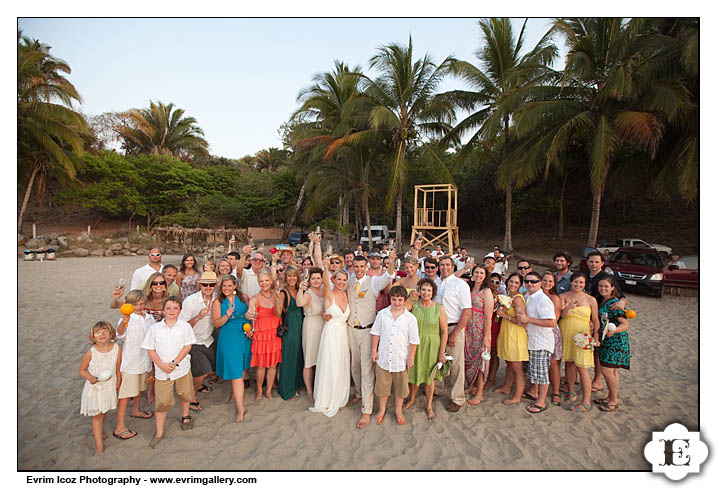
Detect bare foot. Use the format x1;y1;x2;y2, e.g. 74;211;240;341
427;407;436;420
467;395;484;406
236;408;246;423
306;391;314;403
356;413;371;429
469;387;478;396
102;432;108;440
265;391;273;400
348;396;361;406
494;386;511;394
485;379;495;387
403;398;416;410
254;391;262;401
502;398;520;406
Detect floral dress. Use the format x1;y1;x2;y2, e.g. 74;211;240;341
465;289;489;386
597;298;630;369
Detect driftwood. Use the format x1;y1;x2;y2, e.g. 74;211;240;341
151;225;252;252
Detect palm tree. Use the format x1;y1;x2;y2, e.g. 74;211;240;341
359;37;456;250
512;18;692;246
441;18;558;251
17;32;91;233
251;147;290;172
114;100;209;160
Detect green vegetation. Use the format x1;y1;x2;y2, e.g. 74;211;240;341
18;18;698;249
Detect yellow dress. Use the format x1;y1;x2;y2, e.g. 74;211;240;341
496;294;528;362
559;305;594;368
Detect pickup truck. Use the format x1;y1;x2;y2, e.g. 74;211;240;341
596;238;672;259
360;225;392;247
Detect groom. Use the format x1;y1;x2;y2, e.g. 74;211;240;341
347;249;396;429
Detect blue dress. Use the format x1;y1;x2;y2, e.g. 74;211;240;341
216;296;252;380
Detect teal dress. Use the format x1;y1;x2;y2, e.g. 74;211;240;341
597;298;630;370
278;292;305;400
216;296;252;380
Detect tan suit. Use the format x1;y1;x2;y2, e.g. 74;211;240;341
347;273;391;415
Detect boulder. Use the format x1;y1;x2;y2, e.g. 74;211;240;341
109;243;124;251
57;236;68;247
104;249;114;257
123;242;131;249
76;231;92;242
136;248;149;255
118;237;129;243
122;249;132;256
25;238;43;249
90;249;105;257
50;240;59;246
73;248;89;257
130;246;139;253
49;232;58;241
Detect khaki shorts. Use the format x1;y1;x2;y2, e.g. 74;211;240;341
154;372;194;412
374;366;409;398
118;371;149;399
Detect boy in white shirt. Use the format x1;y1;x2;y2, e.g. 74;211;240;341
517;272;556;414
371;285;420;426
142;296;197;448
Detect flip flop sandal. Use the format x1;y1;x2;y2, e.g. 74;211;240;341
564;391;577;403
112;429;137;440
599;403;619;412
189;401;202;412
593;397;611;405
467;396;484;406
180;415;194;430
197;385;213;393
526;403;548;414
571;401;591;413
375;414;385;425
396;415;407;425
551;394;562;406
130;410;154;419
522;391;537;401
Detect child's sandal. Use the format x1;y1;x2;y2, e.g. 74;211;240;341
180;415;193;430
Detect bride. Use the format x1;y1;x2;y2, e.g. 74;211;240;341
309;259;350;417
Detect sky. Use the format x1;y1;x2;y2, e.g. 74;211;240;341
17;17;564;159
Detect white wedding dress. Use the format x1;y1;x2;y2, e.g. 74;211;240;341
309;296;350;417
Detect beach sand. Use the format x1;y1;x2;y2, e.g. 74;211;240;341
17;255;698;470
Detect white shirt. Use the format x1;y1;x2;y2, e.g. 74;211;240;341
526;289;556;353
371;307;420;372
240;267;260;299
453;255;470;270
142;319;196;381
179;291;216;348
130;263;162;291
116;312;154;374
436;275;472;325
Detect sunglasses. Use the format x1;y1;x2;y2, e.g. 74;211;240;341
200;283;216;288
524;279;541;284
517;266;531;270
330;260;342;265
425;266;436;269
276;268;285;273
490;280;501;285
149;253;162;257
251;258;264;262
151;281;166;286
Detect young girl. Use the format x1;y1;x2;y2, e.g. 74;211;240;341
113;290;155;441
141;297;196;448
79;321;122;454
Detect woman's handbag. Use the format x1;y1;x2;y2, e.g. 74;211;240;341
277;290;289;337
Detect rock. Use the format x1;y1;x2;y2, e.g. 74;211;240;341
130;246;139;252
18;234;25;246
50;240;59;246
118;237;129;243
136;248;149;255
123;242;131;249
25;238;43;249
104;250;114;257
49;232;58;240
110;243;123;251
104;238;112;244
76;231;92;242
73;248;89;257
58;236;68;247
90;249;104;257
122;250;132;256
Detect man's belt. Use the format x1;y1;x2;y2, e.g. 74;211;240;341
354;323;373;330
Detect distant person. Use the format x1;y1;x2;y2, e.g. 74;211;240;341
431;244;445;257
176;254;200;301
485;246;509;276
131;248;163;291
665;253;687;296
553;251;573;294
354;244;364;258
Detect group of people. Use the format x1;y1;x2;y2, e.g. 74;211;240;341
79;236;631;454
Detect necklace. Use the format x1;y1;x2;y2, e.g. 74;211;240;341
259;291;273;299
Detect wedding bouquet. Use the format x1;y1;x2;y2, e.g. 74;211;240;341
495;294;513;310
573;332;599;351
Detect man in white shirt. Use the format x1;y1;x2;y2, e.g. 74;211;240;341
130;248;163;290
518;271;556;414
435;256;472;413
371;285;419;426
346;252;395;429
431;244;445;257
237;250;264;299
179;271;219;412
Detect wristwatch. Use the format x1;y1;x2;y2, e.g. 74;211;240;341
171;359;179;367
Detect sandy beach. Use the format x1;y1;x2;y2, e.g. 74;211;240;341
17;254;698;471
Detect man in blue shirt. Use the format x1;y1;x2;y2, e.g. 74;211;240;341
553;251;573;294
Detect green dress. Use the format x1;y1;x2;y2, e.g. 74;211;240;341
278;292;305;400
408;302;442;385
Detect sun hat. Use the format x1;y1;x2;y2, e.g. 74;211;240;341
198;271;218;284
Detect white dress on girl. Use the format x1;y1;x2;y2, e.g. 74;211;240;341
80;344;119;416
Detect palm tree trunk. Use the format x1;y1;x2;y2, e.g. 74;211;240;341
502;115;513;251
363;189;373;249
354;201;361;243
587;189;602;247
18;162;40;233
395;197;402;252
281;178;307;241
558;173;568;240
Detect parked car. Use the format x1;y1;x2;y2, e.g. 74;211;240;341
604;247;665;298
360;225;390;247
287;232;310;246
597;238;672;259
664;255;699;289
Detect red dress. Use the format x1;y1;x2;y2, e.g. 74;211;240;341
250;304;282;367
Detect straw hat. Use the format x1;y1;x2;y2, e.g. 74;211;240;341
328;254;344;266
198;271;218;284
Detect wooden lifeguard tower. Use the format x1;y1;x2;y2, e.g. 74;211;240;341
410;184;460;254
